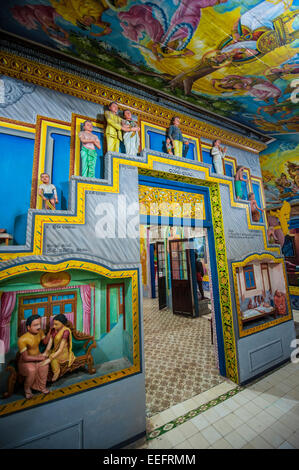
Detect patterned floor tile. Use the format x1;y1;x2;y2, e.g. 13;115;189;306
144;298;226;417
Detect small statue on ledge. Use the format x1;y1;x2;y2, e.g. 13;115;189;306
38;173;58;210
248;192;264;222
105;101;139;153
78;120;101;178
234;166;247;200
211;139;227;175
122;109;140;157
166;116;189;158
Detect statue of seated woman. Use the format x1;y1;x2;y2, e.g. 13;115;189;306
40;313;75;382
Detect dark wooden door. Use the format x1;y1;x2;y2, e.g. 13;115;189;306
169;239;194;316
156;241;167;309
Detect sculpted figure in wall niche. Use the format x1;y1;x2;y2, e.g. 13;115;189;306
248;192;264;223
274;290;287;316
234;166;247;200
40;314;75;382
38;172;58;210
121;109;140;157
105;101;139;153
79;120;101;178
211;139;226;175
166;116;189;158
17;315;50;399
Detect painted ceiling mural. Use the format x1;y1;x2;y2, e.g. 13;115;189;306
0;0;298;135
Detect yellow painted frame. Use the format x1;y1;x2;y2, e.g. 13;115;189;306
0;260;140;417
232;253;292;338
32;116;71;209
0;117;35;134
70;114;105;177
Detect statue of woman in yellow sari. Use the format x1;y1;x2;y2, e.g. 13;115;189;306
41;314;75;382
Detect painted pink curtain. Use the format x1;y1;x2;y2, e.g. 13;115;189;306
0;292;16;353
80;285;91;335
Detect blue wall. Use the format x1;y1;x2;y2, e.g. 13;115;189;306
202;148;214;171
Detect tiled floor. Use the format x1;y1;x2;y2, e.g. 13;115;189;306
144;297;225;417
127;360;299;449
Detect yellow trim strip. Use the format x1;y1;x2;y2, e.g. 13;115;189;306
0;122;35;133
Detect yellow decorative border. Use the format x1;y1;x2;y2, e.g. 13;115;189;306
139;184;205;219
0;260;140;417
0;153;279;262
232;253;292;338
0;50;267;153
0;116;35;134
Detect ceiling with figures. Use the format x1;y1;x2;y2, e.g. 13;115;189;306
0;0;298;137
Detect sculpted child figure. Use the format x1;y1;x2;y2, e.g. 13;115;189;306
211;139;227;175
41;313;75;382
166;116;189;158
121;109;140;157
248;192;264;222
38;172;58;210
79;120;101;178
105;101;138;153
17;315;50;399
234;166;247;199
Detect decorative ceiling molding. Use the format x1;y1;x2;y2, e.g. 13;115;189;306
0;50;267;153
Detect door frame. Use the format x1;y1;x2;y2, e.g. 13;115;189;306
139;174;227;377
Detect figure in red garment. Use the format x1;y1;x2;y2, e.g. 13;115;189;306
274;290;287;315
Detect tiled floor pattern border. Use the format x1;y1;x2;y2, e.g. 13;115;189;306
147;385;244;440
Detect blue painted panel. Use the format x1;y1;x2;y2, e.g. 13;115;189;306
252;181;264;223
184;142;195;160
224;162;234;177
93;130;104;179
64;303;72;313
146;129;195;159
51;133;71;210
147;130;166;153
241;173;249;200
0;133;34;245
53;305;61;314
24;309;33;318
202;148;214;172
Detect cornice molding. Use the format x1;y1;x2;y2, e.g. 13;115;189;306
0;50;267;153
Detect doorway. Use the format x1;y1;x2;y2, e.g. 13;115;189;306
139;176;229;416
140;224;225;416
